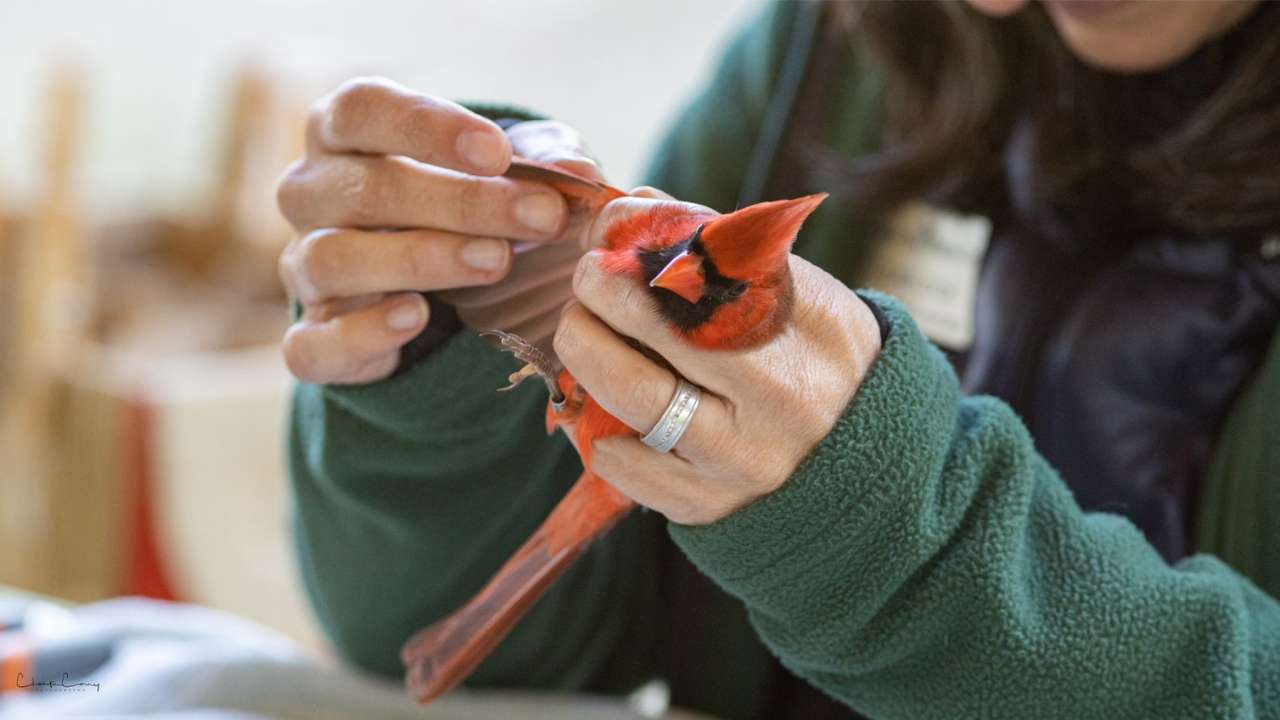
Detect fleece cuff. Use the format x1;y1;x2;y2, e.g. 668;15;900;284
667;291;962;619
318;330;546;452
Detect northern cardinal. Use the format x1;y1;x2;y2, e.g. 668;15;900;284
400;158;826;702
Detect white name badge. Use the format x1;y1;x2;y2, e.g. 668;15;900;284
862;203;991;351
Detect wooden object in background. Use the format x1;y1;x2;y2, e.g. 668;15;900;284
160;68;265;278
0;162;13;409
0;65;90;595
48;372;130;601
0;62;319;651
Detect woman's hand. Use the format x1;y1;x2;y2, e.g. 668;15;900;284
276;77;601;384
554;200;884;525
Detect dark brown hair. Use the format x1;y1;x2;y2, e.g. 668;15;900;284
831;1;1280;239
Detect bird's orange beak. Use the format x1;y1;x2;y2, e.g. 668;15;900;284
649;250;705;304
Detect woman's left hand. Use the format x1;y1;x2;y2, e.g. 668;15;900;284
553;217;883;526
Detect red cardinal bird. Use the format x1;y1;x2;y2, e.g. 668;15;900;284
400;159;826;702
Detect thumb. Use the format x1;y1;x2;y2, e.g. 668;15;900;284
545;154;604;184
629;185;673;200
507;120;605;182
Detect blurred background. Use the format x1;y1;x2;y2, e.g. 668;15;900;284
0;0;758;654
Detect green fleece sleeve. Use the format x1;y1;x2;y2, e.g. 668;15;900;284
670;292;1280;719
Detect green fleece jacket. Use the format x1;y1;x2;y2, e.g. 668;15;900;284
288;3;1280;718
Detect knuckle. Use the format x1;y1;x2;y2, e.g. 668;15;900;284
615;278;646;315
293;229;342;298
394;94;443;148
628;377;666;419
275;159;310;227
305;99;326;141
282;326;323;382
404;235;445;285
326;76;388;141
339;159;383;225
702;428;739;467
452;175;490;229
552;312;582;362
277;241;299;296
571;254;599;297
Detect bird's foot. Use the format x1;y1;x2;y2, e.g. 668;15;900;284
479;330;566;408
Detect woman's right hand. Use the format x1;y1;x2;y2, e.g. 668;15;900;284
276;77;597;384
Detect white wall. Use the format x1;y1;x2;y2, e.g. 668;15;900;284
0;0;762;222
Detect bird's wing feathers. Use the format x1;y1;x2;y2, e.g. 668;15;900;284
505;158;626;213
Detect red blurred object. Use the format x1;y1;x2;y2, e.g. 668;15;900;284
122;399;178;601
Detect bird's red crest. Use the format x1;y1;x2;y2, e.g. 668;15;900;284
699;193;827;280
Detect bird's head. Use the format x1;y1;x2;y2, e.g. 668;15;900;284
601;193;828;349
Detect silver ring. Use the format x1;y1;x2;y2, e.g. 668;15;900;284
640;379;701;454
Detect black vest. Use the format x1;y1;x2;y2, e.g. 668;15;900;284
962;218;1280;562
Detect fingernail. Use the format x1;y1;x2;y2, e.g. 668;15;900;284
515;193;564;234
461;239;508;271
456;130;507;173
386;297;426;331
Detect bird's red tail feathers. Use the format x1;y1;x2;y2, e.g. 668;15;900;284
401;470;634;703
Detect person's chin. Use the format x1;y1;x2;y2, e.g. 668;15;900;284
1045;2;1199;73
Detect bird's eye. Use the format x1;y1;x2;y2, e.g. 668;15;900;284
686;224;707;253
725;282;747;299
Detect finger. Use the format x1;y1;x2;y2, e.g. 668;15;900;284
629;186;673;200
505;121;609;249
588;437;733;525
283;292;427;384
569;250;698;365
310;77;512;176
552;302;725;457
276;154;567;240
455;277;572;334
281;228;512;304
582;196;715;251
507;120;604;181
437;239;581;308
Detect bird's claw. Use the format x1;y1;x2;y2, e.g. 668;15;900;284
479;330;565;405
497;364;541;393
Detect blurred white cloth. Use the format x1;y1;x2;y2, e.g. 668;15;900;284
0;596;694;720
